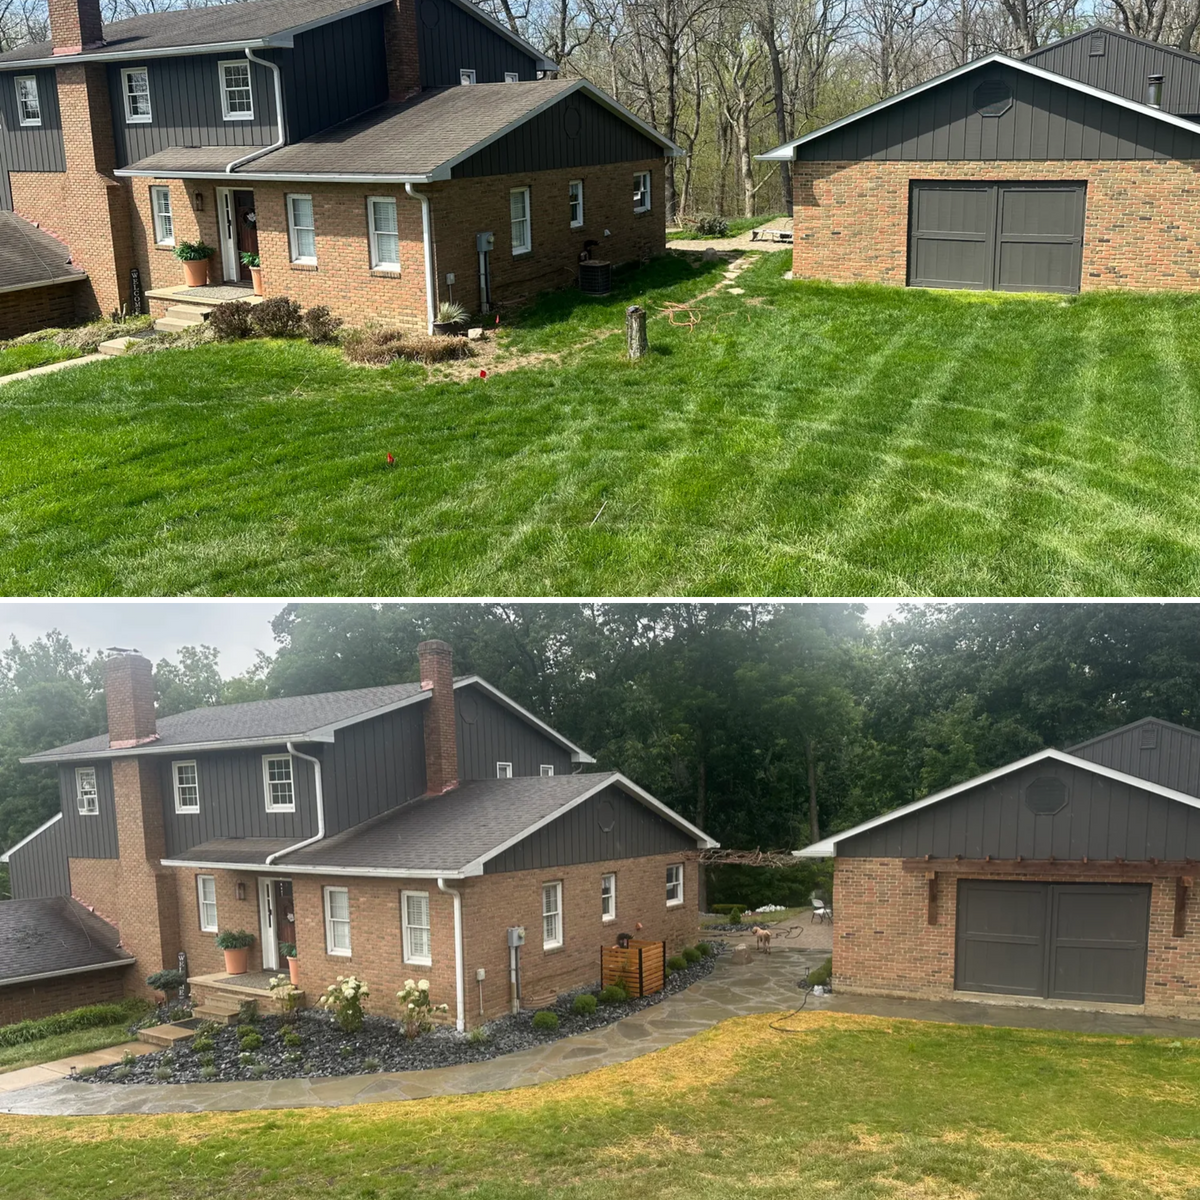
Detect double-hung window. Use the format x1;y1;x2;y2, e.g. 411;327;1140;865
402;890;432;965
173;760;199;812
601;873;616;921
263;754;295;811
497;762;513;779
220;60;253;120
15;76;40;126
666;863;684;906
324;886;352;955
510;186;531;255
287;194;317;264
568;179;583;228
150;186;174;247
75;766;98;815
122;67;151;123
368;196;400;270
197;875;218;932
634;170;651;213
542;881;562;949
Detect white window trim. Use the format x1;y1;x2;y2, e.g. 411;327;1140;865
172;759;199;813
601;873;616;922
504;71;519;83
219;59;254;121
324;885;352;956
197;875;218;932
542;880;563;950
460;68;477;84
510;186;531;255
121;66;152;124
634;170;651;214
568;179;584;229
367;195;401;270
666;863;684;907
497;762;513;779
150;185;174;247
540;764;554;777
74;766;98;816
262;753;296;812
15;76;40;127
286;193;317;265
401;889;432;966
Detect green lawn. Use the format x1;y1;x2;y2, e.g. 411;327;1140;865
0;1022;136;1074
5;250;1200;594
0;342;81;377
0;1012;1195;1199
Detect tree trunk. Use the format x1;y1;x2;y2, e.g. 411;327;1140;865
805;735;819;843
697;757;708;832
762;21;792;215
626;305;648;359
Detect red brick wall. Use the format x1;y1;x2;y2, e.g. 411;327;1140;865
170;866;261;979
127;178;220;301
383;0;421;102
418;640;457;794
793;159;1200;291
69;857;120;926
833;857;1200;1017
0;282;83;339
0;966;131;1026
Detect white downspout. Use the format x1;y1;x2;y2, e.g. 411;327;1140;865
437;877;465;1032
405;182;436;334
264;742;325;864
226;48;285;174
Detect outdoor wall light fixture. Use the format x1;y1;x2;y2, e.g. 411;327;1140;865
236;882;246;900
193;191;205;211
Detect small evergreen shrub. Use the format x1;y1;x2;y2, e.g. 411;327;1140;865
683;947;702;964
282;1030;303;1048
696;942;713;957
199;1053;215;1068
339;1045;354;1058
236;1024;257;1039
237;1000;259;1024
239;1052;257;1066
598;984;627;1005
532;1010;559;1032
301;305;342;343
667;955;688;972
694;215;730;237
805;957;833;989
239;1031;263;1051
571;993;598;1016
207;300;255;340
146;969;185;995
249;295;303;338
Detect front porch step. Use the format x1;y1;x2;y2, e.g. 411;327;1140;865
153;316;202;333
188;972;305;1017
136;1022;201;1047
193;999;241;1025
98;333;150;356
163;305;209;325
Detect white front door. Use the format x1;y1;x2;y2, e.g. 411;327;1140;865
216;187;239;283
258;877;279;970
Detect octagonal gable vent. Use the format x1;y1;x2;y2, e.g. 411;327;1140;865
973;79;1013;117
1025;776;1068;816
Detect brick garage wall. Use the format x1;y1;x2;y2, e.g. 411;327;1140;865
0;281;84;338
834;857;1200;1017
0;966;132;1025
69;857;120;926
793;159;1200;292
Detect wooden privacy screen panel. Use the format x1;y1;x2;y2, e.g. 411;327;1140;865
601;940;666;997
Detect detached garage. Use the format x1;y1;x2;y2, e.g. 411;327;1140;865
798;718;1200;1017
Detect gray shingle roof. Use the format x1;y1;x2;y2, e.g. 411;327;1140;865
0;213;87;294
0;897;132;984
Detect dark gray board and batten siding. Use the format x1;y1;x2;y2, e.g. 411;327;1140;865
7;817;71;900
484;783;695;873
797;64;1200;162
0;169;11;212
452;92;662;178
0;68;66;173
838;758;1200;861
57;762;119;859
456;685;574;780
1024;29;1200;116
1071;719;1200;796
417;0;537;87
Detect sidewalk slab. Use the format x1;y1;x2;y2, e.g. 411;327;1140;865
0;353;106;386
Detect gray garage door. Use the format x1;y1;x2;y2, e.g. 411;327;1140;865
955;880;1150;1004
909;182;1085;294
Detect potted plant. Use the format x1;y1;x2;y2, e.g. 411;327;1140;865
174;240;216;288
241;251;263;296
280;941;299;986
432;300;468;336
214;929;255;975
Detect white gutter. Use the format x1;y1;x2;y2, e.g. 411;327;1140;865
226;48;286;175
0;274;87;295
116;168;437;183
264;742;325;865
21;733;338;764
405;182;436;335
160;858;474;878
438;878;466;1033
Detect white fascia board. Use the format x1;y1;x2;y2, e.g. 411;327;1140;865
0;274;87;295
115;167;435;183
756;52;1200;161
0;959;133;987
160;857;467;879
0;812;62;863
19;733;335;765
453;675;596;763
795;747;1200;858
304;690;430;740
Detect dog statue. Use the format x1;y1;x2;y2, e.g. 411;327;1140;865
753;925;772;954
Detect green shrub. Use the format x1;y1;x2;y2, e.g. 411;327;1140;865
239;1031;263;1051
667;955;688;972
805;957;833;989
76;1065;97;1079
0;999;150;1049
468;1026;489;1044
215;929;255;951
199;1053;215;1068
237;1000;259;1024
694;215;730;238
284;1051;302;1064
683;947;702;964
363;1057;380;1072
598;984;628;1005
300;305;342;344
236;1024;256;1039
207;301;255;340
532;1010;559;1032
201;1064;218;1080
145;969;185;995
249;295;303;338
282;1030;302;1048
173;240;215;262
113;1065;131;1081
190;1035;214;1054
707;861;833;911
571;993;598;1016
153;1065;173;1081
239;1052;257;1066
121;1050;137;1067
696;942;713;957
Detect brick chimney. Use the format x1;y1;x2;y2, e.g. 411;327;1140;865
383;0;422;102
105;651;158;749
48;0;104;53
418;639;458;794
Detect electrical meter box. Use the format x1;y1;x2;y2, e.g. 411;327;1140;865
506;925;525;947
476;231;495;253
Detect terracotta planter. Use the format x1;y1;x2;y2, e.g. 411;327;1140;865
182;257;210;288
249;265;264;296
287;956;300;986
222;946;249;975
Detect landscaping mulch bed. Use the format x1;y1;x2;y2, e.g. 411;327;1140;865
85;950;721;1086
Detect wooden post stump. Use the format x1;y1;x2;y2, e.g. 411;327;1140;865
626;304;648;359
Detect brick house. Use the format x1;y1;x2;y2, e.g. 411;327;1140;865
760;26;1200;294
0;0;679;337
796;718;1200;1017
9;642;715;1028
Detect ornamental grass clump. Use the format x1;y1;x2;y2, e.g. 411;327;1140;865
397;979;448;1040
342;326;473;366
318;976;369;1034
